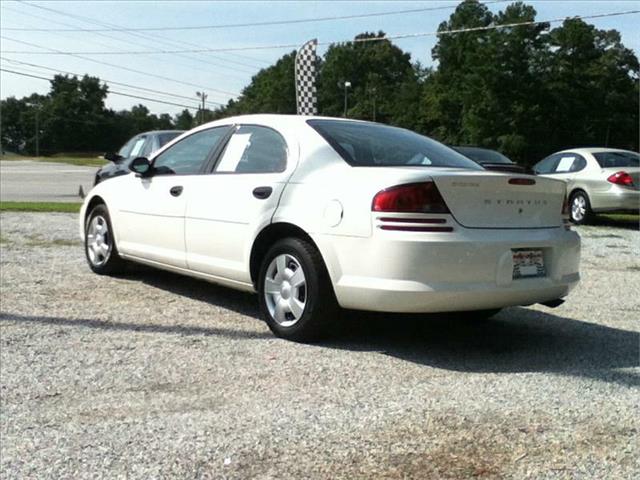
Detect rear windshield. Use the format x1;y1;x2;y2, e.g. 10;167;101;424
593;151;639;168
308;119;483;170
453;146;513;164
157;132;183;148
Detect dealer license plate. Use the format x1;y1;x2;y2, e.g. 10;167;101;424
512;250;545;279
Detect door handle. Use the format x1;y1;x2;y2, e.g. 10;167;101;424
169;186;183;197
252;186;273;199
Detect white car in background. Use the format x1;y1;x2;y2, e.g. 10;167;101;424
80;115;581;341
533;148;639;224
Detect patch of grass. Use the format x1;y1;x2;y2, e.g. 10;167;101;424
1;154;106;167
26;238;79;247
0;202;81;213
0;235;10;244
46;156;107;167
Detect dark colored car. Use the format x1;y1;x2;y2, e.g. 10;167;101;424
451;146;526;173
95;130;185;185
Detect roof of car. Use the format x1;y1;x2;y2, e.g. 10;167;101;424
556;147;638;155
194;114;376;132
146;130;186;135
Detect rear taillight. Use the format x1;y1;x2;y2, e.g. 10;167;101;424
607;171;634;187
372;182;450;213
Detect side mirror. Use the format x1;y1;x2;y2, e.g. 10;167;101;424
129;156;152;176
104;152;122;162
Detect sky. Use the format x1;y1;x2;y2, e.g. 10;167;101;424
1;0;638;116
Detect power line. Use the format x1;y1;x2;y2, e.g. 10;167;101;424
0;35;238;99
2;1;507;32
3;9;637;55
14;1;265;74
0;56;222;108
6;2;259;81
0;68;201;110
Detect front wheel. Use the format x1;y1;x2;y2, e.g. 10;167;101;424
258;237;338;342
84;204;125;275
569;191;592;225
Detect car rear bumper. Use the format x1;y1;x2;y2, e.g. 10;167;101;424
591;186;639;212
315;226;581;313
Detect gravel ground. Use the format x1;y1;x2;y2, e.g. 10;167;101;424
1;212;638;479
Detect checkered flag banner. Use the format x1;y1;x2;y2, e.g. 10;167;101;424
295;39;318;116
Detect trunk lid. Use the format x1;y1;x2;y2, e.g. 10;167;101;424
431;172;565;229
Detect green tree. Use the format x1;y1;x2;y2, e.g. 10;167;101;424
318;32;419;123
174;109;194;130
221;52;297;116
42;74;110;152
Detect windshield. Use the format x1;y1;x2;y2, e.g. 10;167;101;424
157;131;183;148
117;136;139;158
453;146;513;164
593;151;639;168
308;120;483;170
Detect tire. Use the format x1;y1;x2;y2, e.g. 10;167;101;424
257;237;338;342
569;191;592;225
84;204;126;275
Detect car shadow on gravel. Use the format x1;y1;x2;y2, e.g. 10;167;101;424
0;311;271;340
589;216;639;231
324;308;640;388
103;269;640;388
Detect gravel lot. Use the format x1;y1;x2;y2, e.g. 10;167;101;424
1;212;638;479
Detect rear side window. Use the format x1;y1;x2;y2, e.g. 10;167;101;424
308;119;482;170
534;155;559;174
215;125;287;173
153;127;227;175
593;151;640;168
553;154;586;173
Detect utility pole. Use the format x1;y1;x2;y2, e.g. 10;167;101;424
343;81;351;118
196;91;208;125
371;87;377;122
35;108;40;157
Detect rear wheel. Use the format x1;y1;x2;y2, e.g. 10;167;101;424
258;237;338;342
569;191;592;225
84;204;125;275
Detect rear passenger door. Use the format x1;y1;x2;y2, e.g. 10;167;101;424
185;124;294;283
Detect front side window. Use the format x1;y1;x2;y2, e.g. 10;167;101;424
153;127;228;175
215;125;287;173
308;119;482;170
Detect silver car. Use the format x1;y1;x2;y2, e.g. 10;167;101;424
533;148;639;224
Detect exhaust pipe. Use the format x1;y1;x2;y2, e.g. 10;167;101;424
540;298;564;308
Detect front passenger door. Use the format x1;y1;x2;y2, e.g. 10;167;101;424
116;127;229;268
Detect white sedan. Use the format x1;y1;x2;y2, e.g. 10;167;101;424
80;115;581;341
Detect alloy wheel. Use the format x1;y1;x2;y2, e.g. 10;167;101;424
571;195;586;222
